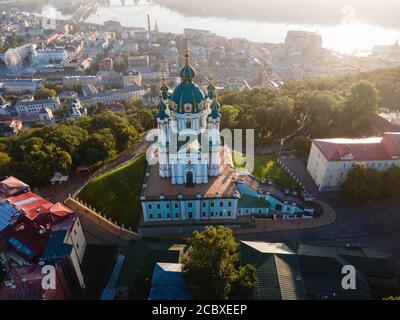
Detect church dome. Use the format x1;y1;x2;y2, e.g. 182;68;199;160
170;48;204;113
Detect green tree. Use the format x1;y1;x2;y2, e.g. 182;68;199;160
342;163;383;201
291;135;311;158
34;88;57;100
382;165;400;197
181;226;256;300
345;81;379;120
219;105;240;129
0;152;11;178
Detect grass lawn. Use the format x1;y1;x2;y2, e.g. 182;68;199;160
232;150;298;190
78;152;147;228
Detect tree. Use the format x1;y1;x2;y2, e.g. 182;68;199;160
291;135;311;157
219;105;240;129
345;81;379;120
342;163;383;201
0;152;11;178
181;226;255;300
382;165;400;197
34;88;57;100
79;129;117;166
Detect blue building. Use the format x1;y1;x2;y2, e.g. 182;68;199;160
140;49;314;230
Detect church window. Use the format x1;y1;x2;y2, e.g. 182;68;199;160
157;214;161;219
147;204;152;210
228;201;232;207
166;203;170;209
149;214;153;220
202;212;206;217
211;202;214;207
157;204;161;209
188;212;193;219
202;202;206;208
167;213;170;218
186;120;192;129
188;203;193;208
175;213;179;218
227;211;231;216
175;203;179;209
219;202;223;208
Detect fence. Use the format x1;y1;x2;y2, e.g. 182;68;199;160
64;197;139;241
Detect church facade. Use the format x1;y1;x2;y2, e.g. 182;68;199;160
140;49;314;229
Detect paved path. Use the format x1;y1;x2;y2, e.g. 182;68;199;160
263;156;400;278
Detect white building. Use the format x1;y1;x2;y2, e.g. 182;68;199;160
15;97;61;118
2;79;43;94
80;84;146;106
307;133;400;192
38;107;55;123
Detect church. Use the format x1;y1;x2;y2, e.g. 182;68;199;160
139;49;314;234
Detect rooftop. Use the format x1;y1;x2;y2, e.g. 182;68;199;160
313;132;400;161
144;162;238;200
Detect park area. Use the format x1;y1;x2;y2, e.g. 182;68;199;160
78;152;147;228
232;151;298;190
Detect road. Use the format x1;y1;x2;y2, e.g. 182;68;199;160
254;156;400;276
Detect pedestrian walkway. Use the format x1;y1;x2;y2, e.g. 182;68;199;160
234;199;336;235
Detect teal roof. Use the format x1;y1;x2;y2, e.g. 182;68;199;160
41;230;73;260
208;97;221;119
171;81;204;113
155;98;169;120
207;78;216;99
171;48;204;113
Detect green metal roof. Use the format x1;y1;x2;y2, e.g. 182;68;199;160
116;239;183;288
240;242;307;300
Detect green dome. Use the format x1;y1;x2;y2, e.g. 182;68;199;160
171;48;204;113
179;48;196;81
171;81;204;113
155;95;169;120
208;97;221;119
207;76;216;99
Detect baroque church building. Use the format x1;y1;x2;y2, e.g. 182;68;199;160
155;48;221;185
139;49;314;236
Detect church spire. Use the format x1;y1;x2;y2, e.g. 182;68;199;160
207;73;216;100
160;73;169;100
179;48;196;81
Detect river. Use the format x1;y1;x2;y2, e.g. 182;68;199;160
39;0;400;54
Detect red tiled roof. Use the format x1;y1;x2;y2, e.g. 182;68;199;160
1;176;29;189
312;133;400;162
7;192;53;220
0;264;69;300
49;202;74;218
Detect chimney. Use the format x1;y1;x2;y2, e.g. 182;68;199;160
147;14;151;33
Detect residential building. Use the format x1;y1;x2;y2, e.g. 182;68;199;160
122;71;142;87
307;133;400;191
38;107;55;123
0;189;87;292
98;57;113;71
0;176;30;199
2;79;43;95
0;117;22;136
239;241;396;300
66;98;87;120
80;84;146;106
15;97;61;119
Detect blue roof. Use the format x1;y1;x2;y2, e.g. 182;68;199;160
0;202;21;232
171;81;204;113
41;230;73;260
149;263;191;300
